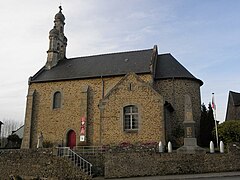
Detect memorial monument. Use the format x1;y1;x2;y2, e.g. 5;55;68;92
177;95;206;154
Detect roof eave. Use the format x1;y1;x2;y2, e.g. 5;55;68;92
29;71;151;84
154;77;203;86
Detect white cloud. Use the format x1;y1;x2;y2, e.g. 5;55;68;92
0;0;240;123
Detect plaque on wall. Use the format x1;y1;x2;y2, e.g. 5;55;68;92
80;135;85;142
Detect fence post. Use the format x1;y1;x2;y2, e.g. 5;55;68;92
220;141;224;153
168;141;172;153
210;141;215;153
159;141;164;153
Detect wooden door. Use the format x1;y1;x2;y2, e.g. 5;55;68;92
67;130;76;149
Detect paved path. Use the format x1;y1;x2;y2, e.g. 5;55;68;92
94;171;240;179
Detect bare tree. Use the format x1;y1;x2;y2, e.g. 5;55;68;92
0;118;23;147
1;118;23;137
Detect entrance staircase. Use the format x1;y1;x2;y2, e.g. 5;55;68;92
73;146;105;177
56;147;93;176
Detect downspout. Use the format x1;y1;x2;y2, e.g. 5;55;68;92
99;76;104;145
172;77;175;107
101;76;104;98
164;104;167;145
99;103;105;145
171;77;176;142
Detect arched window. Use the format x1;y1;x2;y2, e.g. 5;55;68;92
124;105;138;131
53;91;61;109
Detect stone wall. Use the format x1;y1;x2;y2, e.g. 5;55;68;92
22;74;152;148
99;73;165;145
22;73;202;149
154;79;201;146
2;147;239;179
0;148;91;179
104;150;240;178
81;154;105;177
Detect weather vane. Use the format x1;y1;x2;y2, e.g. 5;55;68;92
59;5;62;12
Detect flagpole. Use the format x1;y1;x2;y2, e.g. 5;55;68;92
212;93;219;148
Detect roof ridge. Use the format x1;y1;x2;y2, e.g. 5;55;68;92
230;91;240;106
67;48;153;60
230;90;240;94
158;53;171;55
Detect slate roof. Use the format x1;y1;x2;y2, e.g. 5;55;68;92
30;48;202;85
230;91;240;106
31;49;153;82
12;125;24;139
155;53;203;85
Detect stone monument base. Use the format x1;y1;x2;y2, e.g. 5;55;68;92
177;138;206;154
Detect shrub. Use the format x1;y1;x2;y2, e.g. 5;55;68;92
214;120;240;144
6;134;22;149
42;140;54;148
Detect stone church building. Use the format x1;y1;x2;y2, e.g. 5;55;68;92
21;7;203;149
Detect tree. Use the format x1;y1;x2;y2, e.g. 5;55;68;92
215;120;240;144
5;134;22;149
0;119;23;138
200;103;215;147
0;119;23;148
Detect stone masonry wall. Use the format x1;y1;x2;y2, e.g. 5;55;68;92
21;89;35;149
0;148;91;179
100;73;165;145
104;151;240;178
23;74;152;148
154;79;201;146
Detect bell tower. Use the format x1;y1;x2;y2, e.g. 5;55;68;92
46;6;67;69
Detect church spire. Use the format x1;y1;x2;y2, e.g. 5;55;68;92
54;6;65;33
46;6;68;70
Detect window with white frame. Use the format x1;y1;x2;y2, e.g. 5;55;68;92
124;105;138;131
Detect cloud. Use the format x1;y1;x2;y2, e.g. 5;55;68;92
1;0;240;123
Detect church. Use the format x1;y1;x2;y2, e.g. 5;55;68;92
21;7;203;149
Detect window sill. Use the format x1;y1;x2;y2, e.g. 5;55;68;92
52;107;61;111
52;108;61;111
124;129;138;133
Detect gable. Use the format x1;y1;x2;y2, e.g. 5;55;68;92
99;72;163;108
226;91;240;121
98;72;165;145
230;91;240;106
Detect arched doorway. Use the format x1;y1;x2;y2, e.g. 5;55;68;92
67;130;76;149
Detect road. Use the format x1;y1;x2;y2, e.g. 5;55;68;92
95;171;240;180
189;177;240;180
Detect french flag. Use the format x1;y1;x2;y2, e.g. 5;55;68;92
212;93;216;111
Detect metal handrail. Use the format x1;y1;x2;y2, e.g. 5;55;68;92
56;147;93;176
73;146;105;154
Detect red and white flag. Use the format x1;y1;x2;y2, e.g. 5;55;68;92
212;93;216;111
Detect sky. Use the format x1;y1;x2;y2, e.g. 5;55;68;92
0;0;240;125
